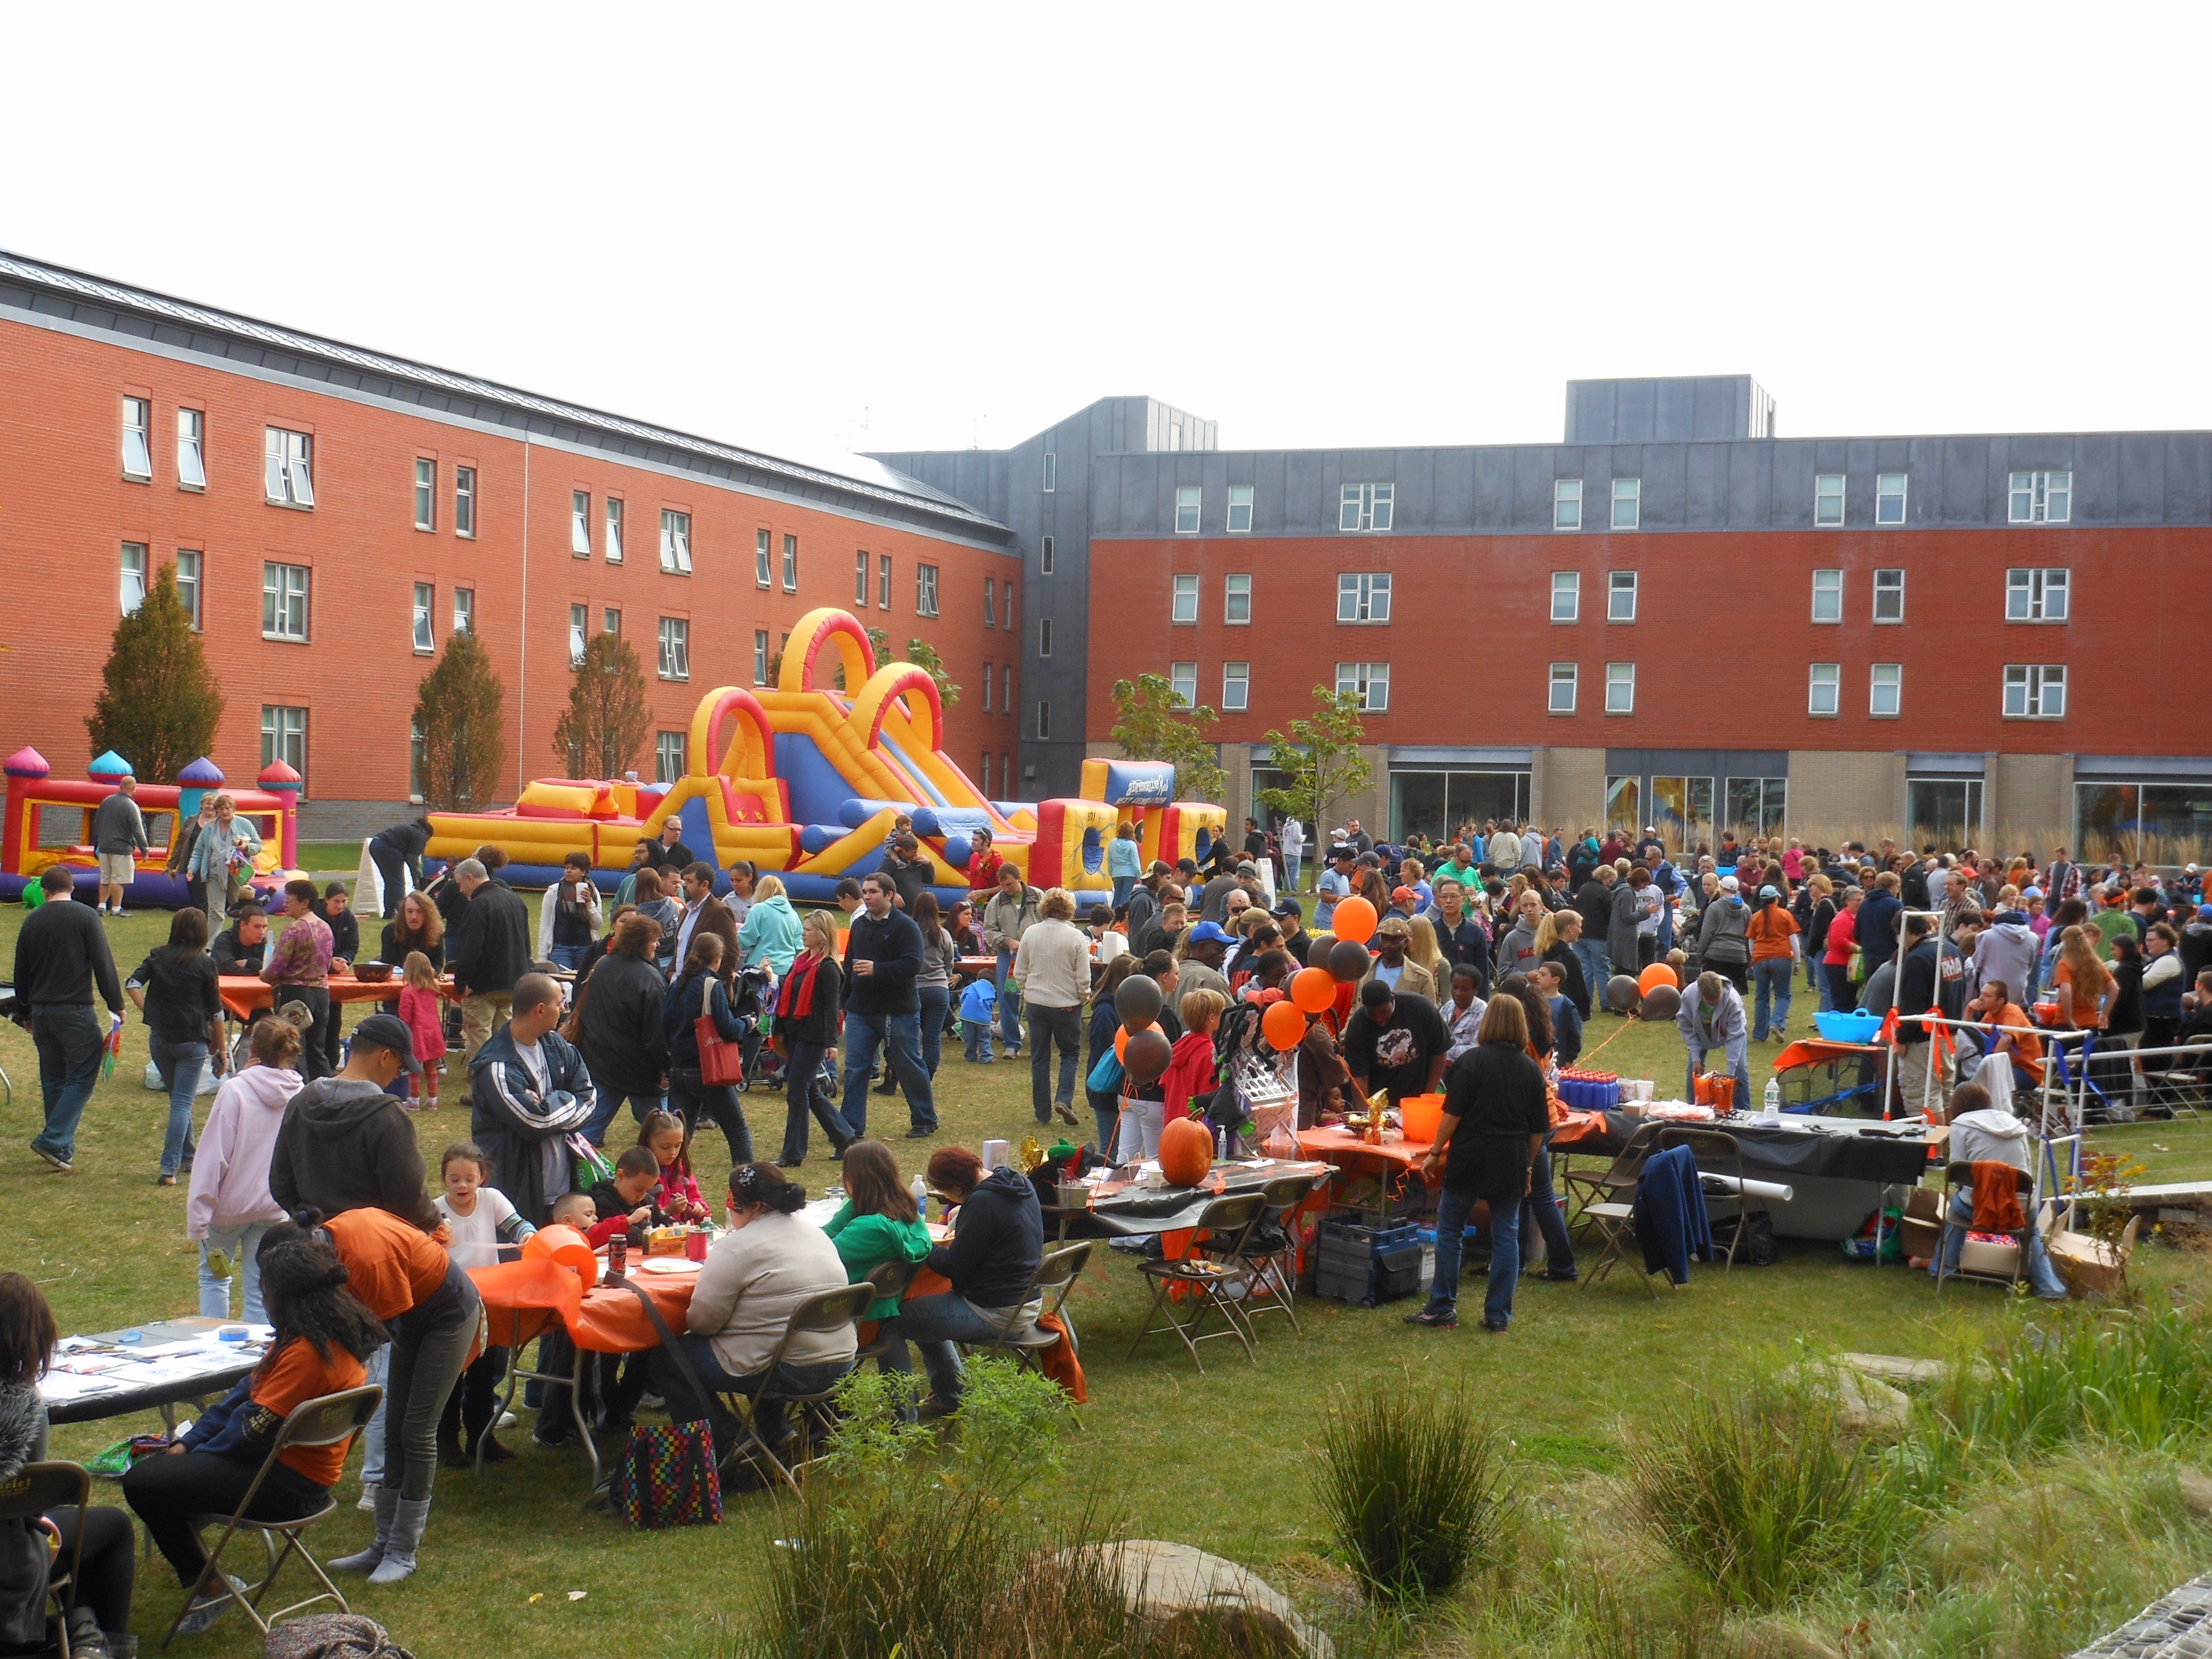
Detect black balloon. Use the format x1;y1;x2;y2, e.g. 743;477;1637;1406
1640;983;1681;1021
1114;974;1164;1030
1606;974;1641;1012
1123;1026;1174;1084
1327;938;1371;983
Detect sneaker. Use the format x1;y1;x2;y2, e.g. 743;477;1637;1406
905;1126;937;1139
497;1411;517;1431
1404;1308;1458;1329
357;1489;378;1512
32;1147;73;1174
1481;1319;1510;1334
1054;1102;1078;1125
156;1173;177;1187
1541;1270;1580;1283
174;1574;250;1636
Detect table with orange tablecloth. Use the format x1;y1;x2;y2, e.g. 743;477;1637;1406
216;973;459;1023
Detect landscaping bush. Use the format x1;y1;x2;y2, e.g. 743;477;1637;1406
1319;1385;1514;1602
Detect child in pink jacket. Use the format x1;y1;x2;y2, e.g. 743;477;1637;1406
398;951;449;1109
187;1017;305;1322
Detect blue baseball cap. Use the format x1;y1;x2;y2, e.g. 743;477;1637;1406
1187;921;1237;945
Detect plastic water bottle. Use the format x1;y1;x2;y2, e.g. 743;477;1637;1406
1762;1078;1781;1122
910;1174;929;1217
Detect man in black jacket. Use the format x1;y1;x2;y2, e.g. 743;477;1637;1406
267;1012;439;1231
876;1149;1042;1414
1892;914;1948;1115
448;857;532;1107
13;866;125;1171
366;817;434;917
841;872;936;1139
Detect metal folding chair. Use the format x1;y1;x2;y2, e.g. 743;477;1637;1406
160;1384;383;1648
1575;1193;1662;1297
713;1282;874;1495
0;1461;90;1657
1213;1172;1320;1335
1935;1161;2035;1294
1561;1120;1664;1222
962;1242;1094;1377
1654;1126;1756;1272
1126;1194;1269;1372
851;1258;926;1370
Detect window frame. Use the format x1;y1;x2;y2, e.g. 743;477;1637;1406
659;509;692;575
1174;485;1201;535
2006;566;2070;622
855;549;870;606
1039;617;1053;658
261;560;311;642
1551;570;1581;624
1553;477;1582;531
1807;661;1841;717
1811;567;1843;624
1222;661;1250;711
413;458;435;531
175;408;206;490
1604;661;1636;715
604;497;624;562
1334;661;1390;712
1226;484;1253;533
878;553;891;611
1042;451;1056;493
1607;570;1638;623
1335;571;1392;624
981;659;992;712
1169;661;1197;709
657;615;691;682
264;428;314;508
1814;472;1846;527
1001;664;1011;712
2008;469;2073;525
754;630;769;686
1036;700;1051;740
984;577;996;628
122;397;153;481
2003;663;2068;719
1548;661;1578;714
1875;472;1907;525
1338;482;1395;533
1040;535;1055;575
755;528;773;588
1869;661;1901;718
1873;567;1905;624
260;705;308;787
412;581;436;654
1610;477;1640;530
655;731;687;784
782;533;798;592
451;588;473;636
569;603;588;668
916;562;940;617
453;466;476;538
572;490;592;557
1224;573;1252;625
120;542;147;616
173;549;202;630
1170;572;1200;625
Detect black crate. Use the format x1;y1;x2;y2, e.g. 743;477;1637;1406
1313;1266;1374;1303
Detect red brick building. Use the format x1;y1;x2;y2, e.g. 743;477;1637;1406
0;252;1024;837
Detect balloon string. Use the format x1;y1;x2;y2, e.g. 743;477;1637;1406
1576;1015;1644;1064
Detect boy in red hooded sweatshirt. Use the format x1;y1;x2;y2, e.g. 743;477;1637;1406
1161;988;1225;1121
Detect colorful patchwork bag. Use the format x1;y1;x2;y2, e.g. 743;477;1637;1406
605;1280;722;1527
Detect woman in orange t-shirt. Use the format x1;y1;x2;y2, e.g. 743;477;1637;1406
124;1237;383;1634
2052;926;2114;1031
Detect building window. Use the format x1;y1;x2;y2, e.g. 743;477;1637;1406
122;397;155;481
119;543;147;614
452;588;473;634
980;752;992;796
1335;661;1390;712
1725;777;1787;836
1169;485;1200;535
1651;775;1716;844
984;578;996;627
413;459;435;530
1336;572;1391;624
410;717;427;802
1874;568;1905;623
1036;700;1051;740
855;550;870;605
754;630;769;685
262;561;310;640
1223;661;1249;711
1040;536;1055;574
1171;573;1199;624
1808;661;1840;716
782;533;798;591
569;491;591;556
1225;574;1252;624
1607;570;1637;623
604;608;621;636
605;498;624;562
2004;663;2067;719
176;409;206;489
655;731;687;783
1005;587;1016;635
2009;469;2072;524
1039;617;1053;657
1553;478;1582;531
1548;661;1577;713
1339;482;1394;532
1170;662;1196;708
2007;566;2070;622
755;529;772;587
1812;568;1843;623
658;616;690;681
1814;473;1845;526
873;553;889;609
916;563;939;617
981;661;992;711
454;466;476;537
261;706;307;781
1042;451;1056;493
1909;778;1983;844
1870;662;1901;717
1226;484;1253;533
1610;478;1641;530
659;510;691;574
1001;664;1011;711
412;582;435;653
265;428;314;507
1001;750;1010;789
1876;472;1907;525
174;550;202;629
1604;661;1635;714
569;604;588;667
1551;570;1580;623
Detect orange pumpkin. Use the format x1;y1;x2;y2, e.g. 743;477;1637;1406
1157;1115;1214;1187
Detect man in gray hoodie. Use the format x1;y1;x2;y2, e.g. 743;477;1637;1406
1972;906;2041;1006
266;1012;439;1233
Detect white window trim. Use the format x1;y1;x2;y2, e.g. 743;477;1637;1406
1875;473;1908;526
1873;568;1905;625
1169;662;1197;709
604;498;624;563
660;510;692;575
917;562;940;618
1813;473;1846;527
176;409;206;491
782;533;798;592
2003;663;2068;720
1336;571;1392;625
1553;477;1583;531
1811;567;1843;624
453;466;476;538
1224;573;1252;625
1226;485;1254;534
120;543;147;616
1042;451;1056;493
1334;661;1390;713
262;560;311;642
1174;486;1201;535
1222;661;1249;711
412;582;436;654
658;616;691;681
1170;572;1199;625
122;397;153;481
2008;469;2073;525
1808;661;1841;717
572;491;593;558
1869;662;1901;718
755;528;773;588
1039;617;1053;657
1607;570;1637;624
1551;570;1581;625
1610;477;1640;530
1604;661;1635;715
2006;566;2071;623
1548;661;1578;714
1338;482;1395;533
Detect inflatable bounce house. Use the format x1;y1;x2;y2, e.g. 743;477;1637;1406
422;607;1227;903
0;747;300;906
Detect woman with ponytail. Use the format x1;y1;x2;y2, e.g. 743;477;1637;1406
649;1162;857;1465
122;1237;384;1634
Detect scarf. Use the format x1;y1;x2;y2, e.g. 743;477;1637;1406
778;951;825;1021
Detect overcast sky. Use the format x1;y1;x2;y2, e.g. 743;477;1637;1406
6;6;2206;471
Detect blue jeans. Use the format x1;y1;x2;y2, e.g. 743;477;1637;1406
918;985;950;1077
842;1010;937;1137
583;1086;663;1145
548;943;588;972
995;949;1023;1051
1811;954;1833;1013
961;1018;995;1062
650;1332;852;1454
199;1220;272;1322
877;1291;1017;1404
1029;1004;1082;1124
1932;1192;2067;1298
1573;938;1611;1006
1111;876;1136;909
1751;958;1794;1040
1423;1185;1521;1330
30;1005;104;1165
780;1041;849;1162
147;1036;207;1177
1520;1138;1575;1278
1283;853;1301;895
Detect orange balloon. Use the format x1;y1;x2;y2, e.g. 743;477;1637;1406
1290;966;1337;1014
1331;896;1378;945
1115;1022;1156;1063
1262;1000;1308;1052
1637;962;1679;995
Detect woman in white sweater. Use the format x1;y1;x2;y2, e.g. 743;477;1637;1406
1011;888;1093;1128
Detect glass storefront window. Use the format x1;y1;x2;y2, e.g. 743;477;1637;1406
1389;770;1530;844
2077;783;2212;867
1907;780;1983;849
1724;777;1788;837
1648;776;1714;851
1604;775;1641;834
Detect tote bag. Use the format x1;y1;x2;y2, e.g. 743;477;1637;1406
692;980;746;1088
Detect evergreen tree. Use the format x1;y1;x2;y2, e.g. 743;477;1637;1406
1109;673;1226;802
86;562;225;779
552;632;652;778
1256;687;1373;866
412;629;506;810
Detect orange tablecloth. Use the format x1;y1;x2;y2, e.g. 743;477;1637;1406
1295;1126;1434;1177
1547;1109;1611;1147
218;973;457;1022
1773;1038;1884;1074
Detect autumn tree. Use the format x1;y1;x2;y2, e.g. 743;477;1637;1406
1255;687;1373;875
412;629;506;810
86;563;224;778
552;632;652;779
1109;673;1226;803
902;638;961;707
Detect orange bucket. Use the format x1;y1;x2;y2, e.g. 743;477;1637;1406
1399;1094;1445;1144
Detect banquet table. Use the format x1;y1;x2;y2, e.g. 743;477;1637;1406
1037;1158;1332;1241
40;1317;264;1429
216;972;458;1023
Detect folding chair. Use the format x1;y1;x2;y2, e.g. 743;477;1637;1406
1560;1120;1664;1223
1126;1194;1268;1373
1935;1161;2035;1294
962;1242;1094;1375
1576;1192;1661;1298
0;1461;89;1657
851;1258;926;1370
712;1282;874;1495
1654;1126;1757;1272
160;1384;383;1649
1213;1172;1320;1335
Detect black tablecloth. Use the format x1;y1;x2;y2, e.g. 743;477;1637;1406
1040;1158;1326;1239
1590;1111;1934;1187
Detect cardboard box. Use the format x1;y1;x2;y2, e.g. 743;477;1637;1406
1898;1187;1944;1260
1957;1236;2021;1279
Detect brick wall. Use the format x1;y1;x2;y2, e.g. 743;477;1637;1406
1785;749;1906;843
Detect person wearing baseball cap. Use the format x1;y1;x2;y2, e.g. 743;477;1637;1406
1270;895;1313;965
1695;873;1755;993
1174;921;1236;1019
267;1010;441;1232
1362;913;1438;1001
1746;885;1802;1042
1389;884;1421;918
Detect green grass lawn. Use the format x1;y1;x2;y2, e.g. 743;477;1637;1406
9;901;2210;1656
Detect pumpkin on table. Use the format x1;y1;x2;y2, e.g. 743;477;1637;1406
1158;1115;1214;1187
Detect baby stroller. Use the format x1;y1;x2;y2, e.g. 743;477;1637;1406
731;963;784;1091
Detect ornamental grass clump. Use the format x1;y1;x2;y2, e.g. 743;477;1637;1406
1319;1385;1515;1602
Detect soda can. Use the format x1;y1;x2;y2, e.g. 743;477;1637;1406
607;1235;627;1279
